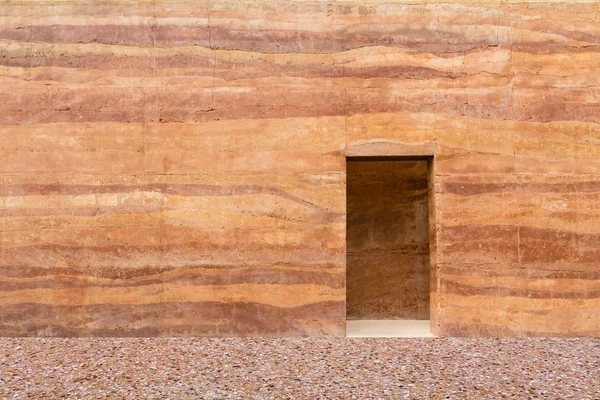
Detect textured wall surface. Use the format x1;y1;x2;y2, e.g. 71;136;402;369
346;160;430;320
1;0;599;337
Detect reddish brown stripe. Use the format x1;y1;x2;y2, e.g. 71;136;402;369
0;264;340;277
1;93;597;125
442;265;600;280
4;55;154;70
0;267;344;291
512;44;600;55
3;32;596;57
2;243;344;260
440;322;600;338
0;301;344;337
443;181;600;196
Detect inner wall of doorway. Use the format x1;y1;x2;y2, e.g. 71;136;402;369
346;158;431;322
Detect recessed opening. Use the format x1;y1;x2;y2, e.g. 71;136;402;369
346;156;433;337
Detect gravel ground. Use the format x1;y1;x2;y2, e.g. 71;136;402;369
1;338;599;399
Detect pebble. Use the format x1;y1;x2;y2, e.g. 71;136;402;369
0;338;598;399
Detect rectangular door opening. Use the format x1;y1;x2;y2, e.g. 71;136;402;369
346;156;433;337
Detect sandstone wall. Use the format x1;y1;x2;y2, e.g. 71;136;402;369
346;159;430;320
0;0;599;336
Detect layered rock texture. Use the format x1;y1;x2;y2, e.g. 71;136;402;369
346;159;430;320
0;0;599;336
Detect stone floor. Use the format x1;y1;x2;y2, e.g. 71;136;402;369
346;320;434;338
1;337;598;399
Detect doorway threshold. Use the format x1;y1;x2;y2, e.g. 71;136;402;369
346;320;434;338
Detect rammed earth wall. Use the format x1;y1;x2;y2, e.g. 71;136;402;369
0;1;599;336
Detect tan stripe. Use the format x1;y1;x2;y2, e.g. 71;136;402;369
0;283;344;307
442;274;600;294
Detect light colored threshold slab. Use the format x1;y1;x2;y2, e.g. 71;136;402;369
346;320;434;338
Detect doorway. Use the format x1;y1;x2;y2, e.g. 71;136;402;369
346;157;433;337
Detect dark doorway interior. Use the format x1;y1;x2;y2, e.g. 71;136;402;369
346;157;431;320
